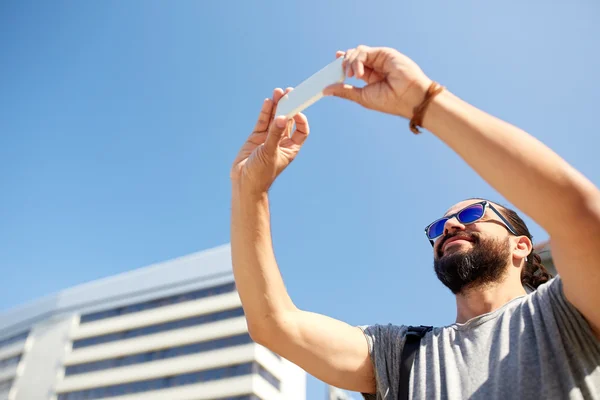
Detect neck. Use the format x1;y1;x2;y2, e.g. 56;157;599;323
455;278;526;324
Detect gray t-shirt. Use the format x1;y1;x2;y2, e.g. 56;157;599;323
361;276;600;399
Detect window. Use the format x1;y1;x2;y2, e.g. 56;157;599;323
227;397;261;400
0;331;29;349
0;379;13;392
255;363;281;390
72;307;244;349
0;354;21;370
79;282;236;324
65;333;253;375
57;362;273;400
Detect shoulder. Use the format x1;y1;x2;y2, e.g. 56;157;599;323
532;273;562;296
527;275;599;342
358;324;414;400
528;274;569;311
359;324;408;354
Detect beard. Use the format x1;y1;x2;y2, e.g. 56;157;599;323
433;232;512;294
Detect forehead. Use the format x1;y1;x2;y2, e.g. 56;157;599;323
444;199;486;216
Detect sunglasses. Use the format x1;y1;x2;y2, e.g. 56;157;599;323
424;201;518;246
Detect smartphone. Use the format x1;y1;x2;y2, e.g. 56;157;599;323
275;56;345;118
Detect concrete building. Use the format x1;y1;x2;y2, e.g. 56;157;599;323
534;240;556;276
0;244;306;400
327;385;357;400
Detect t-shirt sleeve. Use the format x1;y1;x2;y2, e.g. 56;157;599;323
358;323;408;400
534;275;600;354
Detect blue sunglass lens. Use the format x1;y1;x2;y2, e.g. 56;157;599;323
427;204;485;239
427;219;447;239
458;204;485;223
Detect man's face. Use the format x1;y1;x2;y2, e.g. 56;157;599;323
431;200;513;294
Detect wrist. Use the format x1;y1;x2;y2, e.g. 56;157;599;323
231;181;269;205
420;88;457;134
231;182;271;234
407;78;433;113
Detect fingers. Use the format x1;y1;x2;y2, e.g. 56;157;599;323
344;47;364;78
254;87;306;154
276;87;293;119
290;113;310;146
339;45;386;81
253;98;274;132
253;88;286;132
264;116;291;153
323;83;364;105
269;87;290;129
346;46;375;77
272;87;286;106
264;87;294;153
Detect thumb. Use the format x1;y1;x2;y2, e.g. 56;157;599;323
323;83;364;105
264;115;290;153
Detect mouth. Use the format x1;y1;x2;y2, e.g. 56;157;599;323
441;236;474;253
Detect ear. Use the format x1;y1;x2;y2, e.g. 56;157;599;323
513;235;533;263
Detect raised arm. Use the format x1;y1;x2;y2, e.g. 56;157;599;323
230;88;375;393
422;90;600;336
327;45;600;337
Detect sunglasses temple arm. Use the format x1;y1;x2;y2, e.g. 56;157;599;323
489;204;518;235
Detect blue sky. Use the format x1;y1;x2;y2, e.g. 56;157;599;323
1;1;599;398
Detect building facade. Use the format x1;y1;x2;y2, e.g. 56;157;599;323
534;240;556;276
0;244;306;400
327;385;357;400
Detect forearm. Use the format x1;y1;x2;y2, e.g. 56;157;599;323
230;185;375;392
423;90;600;236
230;184;296;337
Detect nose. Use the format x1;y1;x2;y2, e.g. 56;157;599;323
443;216;466;236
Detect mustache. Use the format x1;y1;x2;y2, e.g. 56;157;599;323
437;232;479;257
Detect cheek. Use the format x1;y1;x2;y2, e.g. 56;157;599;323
434;240;444;256
469;224;487;233
470;225;499;241
434;242;448;259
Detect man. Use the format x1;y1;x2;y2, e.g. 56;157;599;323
230;45;600;399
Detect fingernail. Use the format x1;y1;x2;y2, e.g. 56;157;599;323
275;116;286;128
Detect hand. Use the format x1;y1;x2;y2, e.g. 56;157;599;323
324;45;432;119
231;88;310;196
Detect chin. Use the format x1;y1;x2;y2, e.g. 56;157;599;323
439;246;469;259
433;235;512;295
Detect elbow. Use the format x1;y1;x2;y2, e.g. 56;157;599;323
575;186;600;223
560;186;600;235
583;189;600;231
247;319;272;346
546;188;600;256
246;311;294;349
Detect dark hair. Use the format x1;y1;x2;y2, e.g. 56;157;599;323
493;202;553;289
463;198;553;289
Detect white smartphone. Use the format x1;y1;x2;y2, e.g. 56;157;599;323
275;56;345;118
